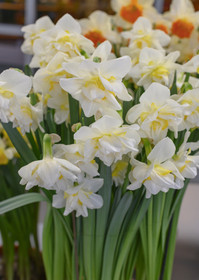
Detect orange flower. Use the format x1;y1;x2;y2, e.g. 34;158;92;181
155;23;169;35
84;30;106;47
120;0;143;24
171;18;194;38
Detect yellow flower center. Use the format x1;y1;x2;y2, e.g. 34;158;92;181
154;164;172;176
85;76;105;91
0;88;14;99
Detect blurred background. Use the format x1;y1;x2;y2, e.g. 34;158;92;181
0;0;198;279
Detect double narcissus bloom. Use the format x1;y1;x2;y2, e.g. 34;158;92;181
21;16;54;55
60;41;132;118
74;115;140;166
126;83;183;142
29;14;94;68
128;48;180;89
128;137;184;198
52;175;104;217
120;17;171;65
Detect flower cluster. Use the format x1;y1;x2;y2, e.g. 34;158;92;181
1;0;199;217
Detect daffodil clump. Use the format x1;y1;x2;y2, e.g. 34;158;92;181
1;1;199;280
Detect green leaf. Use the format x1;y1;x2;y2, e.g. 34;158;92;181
95;162;112;280
0;193;47;215
53;209;66;280
42;204;54;280
101;192;132;279
2;122;37;163
69;95;79;125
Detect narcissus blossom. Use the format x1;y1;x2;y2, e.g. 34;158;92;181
128;137;184;198
164;0;199;39
21;16;54;55
126;83;183;142
74;115;140;166
9;97;43;134
177;88;199;130
181;55;199;73
60;41;132;117
53;143;99;177
79;10;120;47
121;17;170;65
29;14;94;68
18;134;81;190
128;48;180;89
112;155;129;186
52;175;104;217
172;131;199;184
0;69;32;123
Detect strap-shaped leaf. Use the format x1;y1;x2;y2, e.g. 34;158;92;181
2;122;37;164
0;193;47;215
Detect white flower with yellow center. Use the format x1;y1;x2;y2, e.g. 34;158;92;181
128;137;184;198
79;10;120;47
177;88;199;130
74;115;140;166
60;41;132;117
33;52;78;124
172;131;199;184
120;17;170;65
18;134;81;190
53;143;99;177
9;97;43;134
0;137;16;165
129;48;180;89
112;155;129;186
52;175;103;217
0;69;32;123
21;16;54;55
126;83;183;143
30;14;94;68
111;0;157;29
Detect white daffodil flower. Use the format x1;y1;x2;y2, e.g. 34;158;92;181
29;14;94;68
74;115;140;166
128;137;184;198
126;83;183;143
172;131;199;183
21;16;54;55
112;155;129;187
128;47;180;89
177;88;199;130
181;55;199;74
163;0;199;62
9;97;43;134
52;175;103;217
111;0;157;29
120;17;170;65
53;143;99;177
60;41;132;117
164;0;199;39
18;134;81;190
0;69;32;123
33;52;76;124
0;138;16;165
79;10;121;47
